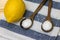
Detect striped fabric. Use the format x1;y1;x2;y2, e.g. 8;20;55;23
0;0;60;40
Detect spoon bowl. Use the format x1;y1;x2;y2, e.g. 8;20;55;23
41;20;53;32
20;17;33;30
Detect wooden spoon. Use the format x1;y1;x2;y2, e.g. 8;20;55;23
41;0;53;32
20;0;47;30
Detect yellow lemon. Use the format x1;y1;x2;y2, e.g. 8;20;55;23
4;0;25;23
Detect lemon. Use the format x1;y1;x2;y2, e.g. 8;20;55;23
4;0;25;23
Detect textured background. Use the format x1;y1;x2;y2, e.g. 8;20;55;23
0;0;60;40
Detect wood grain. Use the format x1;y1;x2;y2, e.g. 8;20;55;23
0;9;3;12
0;0;7;13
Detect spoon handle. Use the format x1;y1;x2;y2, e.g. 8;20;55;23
46;0;52;20
30;0;47;19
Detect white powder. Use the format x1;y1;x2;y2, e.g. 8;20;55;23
22;19;32;28
42;20;52;31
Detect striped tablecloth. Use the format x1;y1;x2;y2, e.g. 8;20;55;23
0;0;60;40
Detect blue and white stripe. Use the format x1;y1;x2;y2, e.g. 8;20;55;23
0;0;60;40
